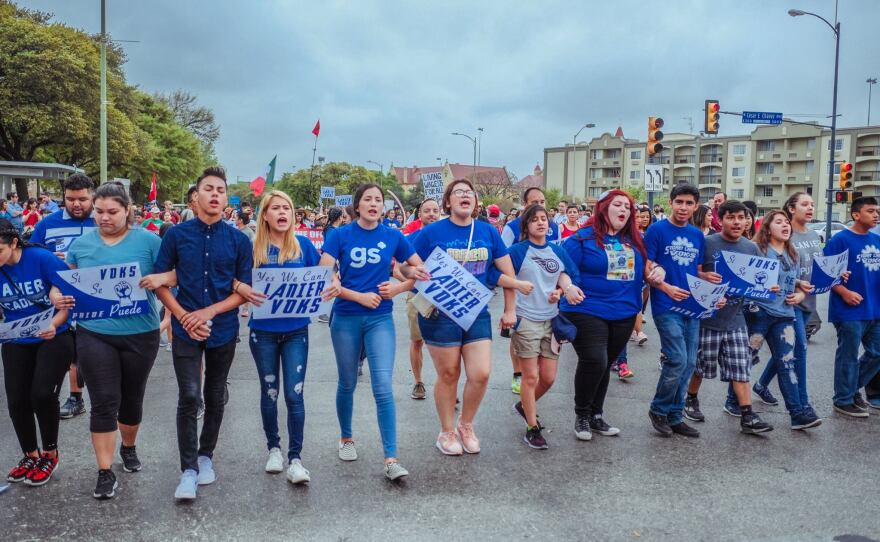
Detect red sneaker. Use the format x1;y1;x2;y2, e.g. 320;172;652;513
7;455;38;483
24;452;59;486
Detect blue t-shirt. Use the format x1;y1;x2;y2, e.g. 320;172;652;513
322;222;414;316
825;228;880;322
756;246;798;319
0;247;71;344
383;218;401;229
29;209;96;254
66;228;162;336
412;218;508;288
249;236;322;333
560;226;645;319
644;219;704;316
502;217;560;247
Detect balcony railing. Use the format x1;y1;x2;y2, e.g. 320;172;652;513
699;154;723;162
857;171;880;181
675;155;696;163
673;176;694;183
857;145;880;157
698;175;722;185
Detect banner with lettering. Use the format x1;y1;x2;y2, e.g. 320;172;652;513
810;250;848;295
320;186;336;199
0;307;55;342
301;228;325;250
669;274;729;320
335;195;352;206
415;247;492;331
714;250;779;300
55;263;152;321
420;172;444;201
251;267;333;320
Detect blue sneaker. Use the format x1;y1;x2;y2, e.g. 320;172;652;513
723;399;742;418
868;397;880;410
791;411;822;430
197;456;215;485
174;469;198;500
752;383;779;406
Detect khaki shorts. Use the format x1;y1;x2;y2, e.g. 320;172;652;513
512;318;558;360
406;294;423;342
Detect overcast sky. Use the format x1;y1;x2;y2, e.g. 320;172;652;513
20;0;880;183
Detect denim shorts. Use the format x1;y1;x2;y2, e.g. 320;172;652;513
418;308;492;347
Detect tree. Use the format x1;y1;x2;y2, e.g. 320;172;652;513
543;188;562;210
274;162;380;208
156;89;220;151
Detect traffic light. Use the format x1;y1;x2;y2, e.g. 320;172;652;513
704;100;720;134
839;161;853;190
835;190;863;203
647;117;664;157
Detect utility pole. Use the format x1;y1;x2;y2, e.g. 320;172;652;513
99;0;107;183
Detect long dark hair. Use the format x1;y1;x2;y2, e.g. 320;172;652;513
518;204;548;242
756;210;798;261
583;190;646;259
0;218;40;256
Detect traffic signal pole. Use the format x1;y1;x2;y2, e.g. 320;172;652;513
824;21;841;242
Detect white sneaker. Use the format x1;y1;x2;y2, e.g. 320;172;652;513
286;459;310;484
384;461;409;481
265;448;284;473
338;441;357;461
636;331;648;346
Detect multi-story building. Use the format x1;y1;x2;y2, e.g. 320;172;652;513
545;122;880;221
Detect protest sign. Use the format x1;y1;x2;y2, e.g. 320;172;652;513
415;247;492;331
669;274;729;320
320;186;336;199
0;307;55;342
714;251;779;300
301;228;324;250
421;172;444;201
251;267;333;320
810;250;848;294
335;194;352;206
56;263;152;321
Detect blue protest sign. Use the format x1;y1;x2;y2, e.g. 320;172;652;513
0;307;55;342
251;267;333;319
56;263;152;321
714;251;779;300
320;186;336;199
335;195;352;206
415;247;492;331
669;274;729;320
810;250;848;294
229;195;241;205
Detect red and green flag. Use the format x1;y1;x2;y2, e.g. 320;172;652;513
250;155;277;197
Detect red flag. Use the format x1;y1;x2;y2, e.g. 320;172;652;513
149;172;157;201
250;176;266;197
312;119;320;137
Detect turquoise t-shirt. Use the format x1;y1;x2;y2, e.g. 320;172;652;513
66;228;162;335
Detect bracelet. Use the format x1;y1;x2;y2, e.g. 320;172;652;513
233;282;241;294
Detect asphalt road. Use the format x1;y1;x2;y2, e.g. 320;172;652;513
1;295;878;542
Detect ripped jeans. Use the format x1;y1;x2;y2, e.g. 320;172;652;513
745;307;804;418
249;328;309;461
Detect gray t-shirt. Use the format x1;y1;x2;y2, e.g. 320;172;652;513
790;228;822;314
700;234;760;331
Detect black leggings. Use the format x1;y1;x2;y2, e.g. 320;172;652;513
2;331;75;453
76;327;160;433
563;312;636;417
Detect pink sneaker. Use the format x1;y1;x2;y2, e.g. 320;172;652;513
456;422;481;454
435;431;463;456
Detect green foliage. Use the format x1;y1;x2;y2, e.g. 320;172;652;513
543;188;562;210
274;163;406;209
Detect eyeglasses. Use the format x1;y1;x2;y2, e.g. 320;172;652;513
452;189;475;198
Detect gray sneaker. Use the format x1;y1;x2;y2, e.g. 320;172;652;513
338;441;358;461
196;455;215;485
411;382;426;400
384;461;409;481
60;396;85;419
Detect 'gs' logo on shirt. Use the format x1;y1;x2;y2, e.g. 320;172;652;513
664;236;698;266
350;242;386;268
856;244;880;272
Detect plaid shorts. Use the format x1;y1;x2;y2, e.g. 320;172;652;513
695;327;751;382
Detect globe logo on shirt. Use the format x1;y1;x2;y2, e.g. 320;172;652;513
857;244;880;272
664;236;698;266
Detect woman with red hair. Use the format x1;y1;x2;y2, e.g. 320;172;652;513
560;190;665;440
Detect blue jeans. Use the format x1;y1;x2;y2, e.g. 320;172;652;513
745;307;802;417
757;307;810;407
330;313;397;458
248;328;308;461
832;319;880;406
650;312;699;425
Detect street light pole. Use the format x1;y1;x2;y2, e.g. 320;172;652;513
789;8;840;242
451;132;477;180
99;0;107;184
571;123;596;198
367;160;384;191
477;127;484;165
868;77;878;125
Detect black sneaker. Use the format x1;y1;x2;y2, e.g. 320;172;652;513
833;403;869;418
93;469;118;499
513;402;544;430
59;396;85;419
588;414;620;436
119;445;142;473
740;412;773;434
669;422;700;438
684;395;705;422
574;414;592;441
523;426;548;450
853;392;869;412
791;411;822;430
648;411;672;437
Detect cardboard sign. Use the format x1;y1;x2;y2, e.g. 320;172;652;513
320;186;336;199
669;274;729;320
715;251;780;300
810;250;848;295
0;307;55;342
421;172;444;201
415;247;492;331
55;263;152;321
251;266;333;320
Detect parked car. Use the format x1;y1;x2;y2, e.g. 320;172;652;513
807;221;846;243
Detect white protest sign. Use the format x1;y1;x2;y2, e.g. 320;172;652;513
251;266;333;320
384;199;395;212
669;274;729;320
715;251;780;300
320;186;336;199
0;307;55;342
811;250;848;294
335;194;352;206
421;172;445;201
55;263;151;320
415;247;492;331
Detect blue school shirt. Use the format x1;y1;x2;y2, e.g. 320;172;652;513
560;226;645;319
29;209;96;254
508;240;580;321
383;218;401;229
154;218;253;347
644;219;704;316
66;228;162;336
825;228;880;322
501;217;560;247
249;236;322;333
322;222;414;316
412;218;508;288
0;247;71;344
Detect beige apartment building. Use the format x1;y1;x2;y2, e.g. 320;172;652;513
544;122;880;221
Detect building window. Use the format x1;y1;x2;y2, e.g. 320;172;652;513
629;170;640;179
757;141;777;152
762;186;774;197
826;162;842;174
757;163;775;174
630;150;642;160
731;167;745;177
827;138;844;151
733;144;746;156
590;168;602;179
732;189;745;199
609;168;621;178
591;149;602;160
588;187;602;197
807;138;817;150
805;161;814;174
